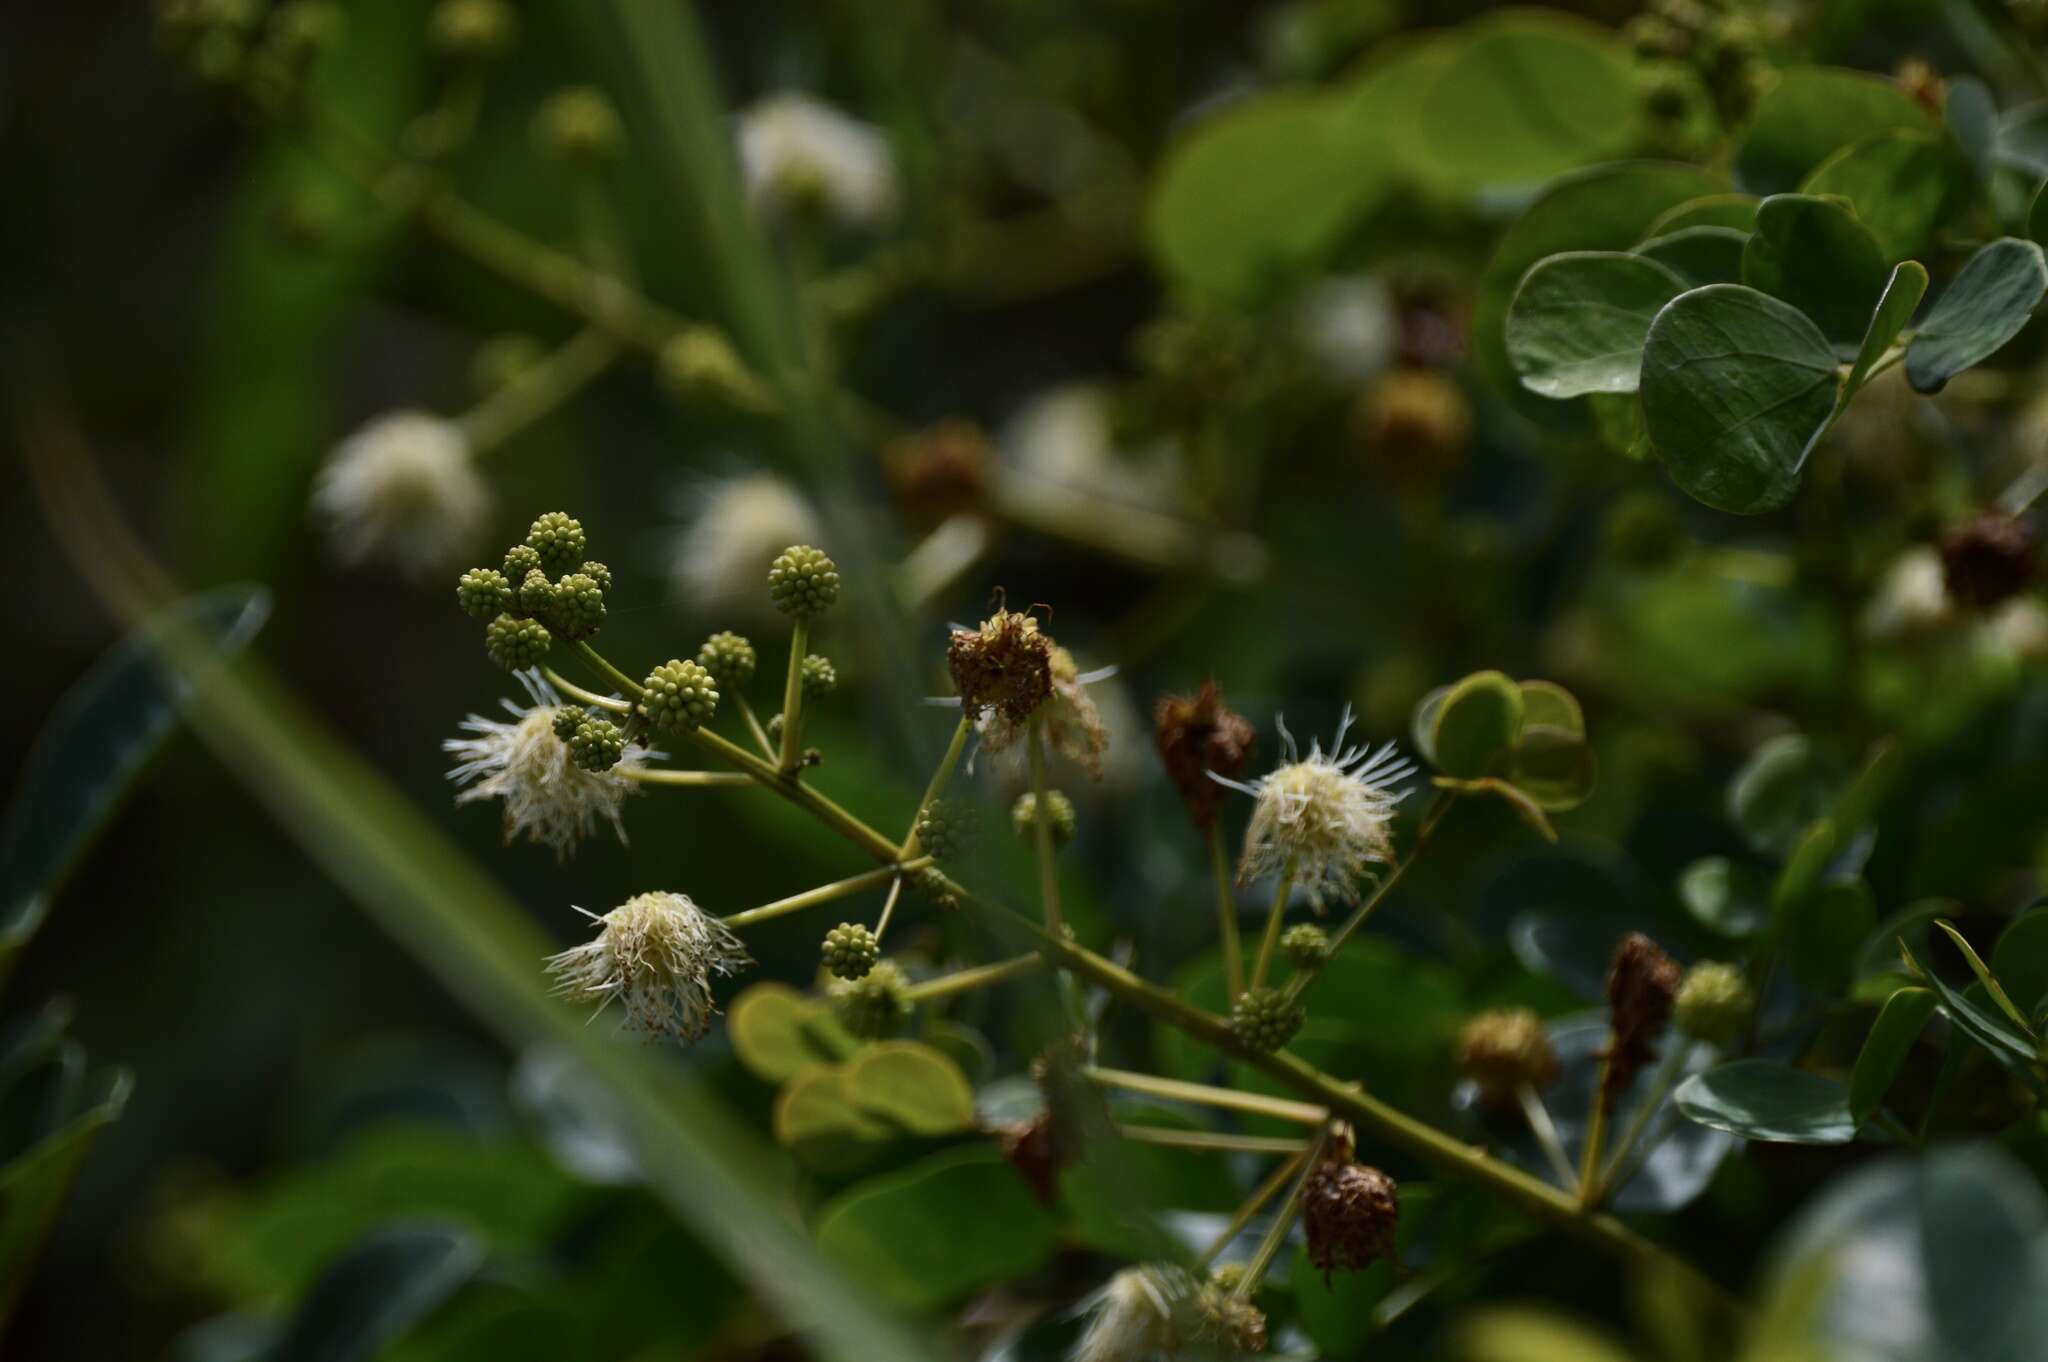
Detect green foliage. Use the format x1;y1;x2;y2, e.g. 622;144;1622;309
1673;1058;1857;1144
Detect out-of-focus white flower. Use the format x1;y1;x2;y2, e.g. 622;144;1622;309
1001;383;1184;515
1862;547;1952;638
545;891;751;1044
1990;597;2048;660
1214;709;1415;908
1293;275;1396;384
1068;1264;1190;1362
736;92;898;227
665;473;823;622
313;411;488;574
445;671;653;859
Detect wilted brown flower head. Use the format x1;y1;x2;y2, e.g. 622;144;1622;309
998;1111;1067;1205
1302;1158;1400;1283
947;607;1053;726
1154;680;1256;829
885;418;991;522
1033;644;1109;777
1456;1008;1561;1110
1938;512;2037;609
1602;932;1681;1108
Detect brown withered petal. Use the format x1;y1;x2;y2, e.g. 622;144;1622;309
998;1112;1066;1204
1601;932;1681;1109
1938;512;2037;609
947;608;1054;726
885;418;992;523
1153;679;1256;829
1302;1160;1400;1283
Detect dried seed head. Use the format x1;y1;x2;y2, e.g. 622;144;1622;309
1938;512;2037;609
1153;680;1256;830
1455;1008;1561;1110
885;418;992;522
1602;932;1681;1108
1673;961;1754;1048
948;607;1054;726
1193;1273;1268;1353
1302;1159;1400;1283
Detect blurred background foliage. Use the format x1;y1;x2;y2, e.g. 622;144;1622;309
5;0;2048;1358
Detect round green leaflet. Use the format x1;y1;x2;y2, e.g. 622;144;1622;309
1799;128;1967;262
1904;237;2048;393
1741;194;1890;354
1673;1059;1856;1145
1640;284;1841;514
1504;251;1687;397
1735;66;1934;196
1633;226;1747;287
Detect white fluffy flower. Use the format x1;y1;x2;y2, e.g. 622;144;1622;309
1002;383;1184;514
313;410;488;574
736;92;898;227
544;891;751;1044
1293;274;1396;384
665;473;822;621
1214;709;1415;908
444;671;652;859
1862;547;1951;638
1068;1265;1190;1362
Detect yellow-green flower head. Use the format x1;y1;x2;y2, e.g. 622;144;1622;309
1068;1264;1191;1362
313;411;488;575
444;672;654;859
1215;708;1416;908
544;891;751;1044
1673;961;1754;1048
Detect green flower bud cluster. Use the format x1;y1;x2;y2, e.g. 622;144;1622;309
1281;923;1332;970
909;865;959;911
639;659;720;733
657;329;772;412
564;712;626;773
533;86;624;164
768;545;840;621
915;798;978;862
1010;790;1076;847
1672;961;1754;1048
696;631;756;689
485;614;552;671
1231;986;1304;1054
821;922;880;981
833;959;911;1039
157;0;341;106
459;515;612;667
800;654;838;698
429;0;515;58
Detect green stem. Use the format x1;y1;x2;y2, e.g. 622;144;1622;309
1249;860;1296;993
463;326;620;455
1114;1126;1310;1156
1578;1053;1615;1210
623;769;755;789
571;640;644;700
540;667;631;714
1517;1083;1579;1193
778;620;808;771
900;715;971;858
1290;792;1454;1004
1233;1127;1329;1298
1198;1150;1307;1269
1084;1066;1330;1127
1596;1040;1691;1200
1209;823;1244;1001
1026;716;1062;933
902;952;1043;1002
873;874;905;943
724;859;932;929
735;694;776;760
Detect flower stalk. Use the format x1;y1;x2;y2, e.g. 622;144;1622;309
723;858;933;929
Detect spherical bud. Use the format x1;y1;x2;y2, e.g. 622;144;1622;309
428;0;514;58
566;713;625;773
1010;790;1076;847
578;559;612;593
800;653;837;698
517;568;557;618
1231;986;1304;1054
657;328;771;412
767;545;840;620
502;542;543;584
532;86;623;164
484;613;552;670
1281;923;1332;971
1153;680;1256;830
1302;1159;1400;1281
551;705;588;740
1456;1008;1561;1109
638;659;719;734
1603;932;1681;1108
1193;1275;1268;1354
884;418;992;523
914;798;978;862
1673;961;1754;1048
947;608;1053;726
832;959;911;1039
526;512;587;573
909;865;959;911
695;631;757;689
457;567;512;620
551;572;607;641
821;922;879;981
1938;512;2037;609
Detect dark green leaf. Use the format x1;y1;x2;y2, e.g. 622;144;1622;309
728;983;857;1084
2031;178;2048;249
1932;921;2035;1037
1643;193;1760;235
1741;194;1890;352
1783;876;1876;992
1920;1147;2048;1362
1677;856;1768;938
1673;1059;1857;1144
1727;734;1832;859
1634;227;1747;287
1947;77;2000;185
1849;987;1936;1125
267;1222;483;1362
1800;130;1967;261
1510;726;1597;812
1641;285;1839;513
1997;100;2048;177
1515;681;1584;738
0;1068;129;1328
1505;252;1688;397
1844;261;1929;398
842;1042;976;1137
1992;906;2048;1022
1900;941;2042;1077
1428;670;1524;778
1905;237;2048;392
1736;67;1934;195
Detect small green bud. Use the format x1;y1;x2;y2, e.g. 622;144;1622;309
909;865;959;910
502;542;543;583
833;959;911;1039
696;631;756;689
1673;961;1754;1048
428;0;514;58
533;85;623;164
639;658;719;733
1456;1008;1561;1109
551;706;588;741
1231;986;1304;1053
1281;923;1331;971
517;568;557;618
565;713;625;772
551;572;606;640
800;653;837;698
915;798;978;862
767;545;840;621
470;333;545;396
526;512;587;573
658;327;771;411
578;560;612;594
456;567;511;620
1010;790;1076;847
821;922;880;981
484;613;551;670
